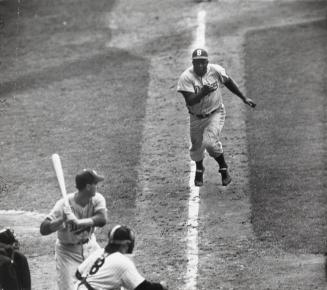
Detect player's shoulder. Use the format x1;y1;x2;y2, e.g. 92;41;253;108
208;63;226;72
208;63;229;80
55;192;75;206
85;248;104;263
67;192;77;204
111;252;135;267
79;248;105;271
90;192;107;209
93;192;105;201
111;251;128;260
179;66;194;79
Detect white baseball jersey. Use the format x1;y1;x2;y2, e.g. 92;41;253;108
74;249;145;290
177;63;229;115
47;192;106;244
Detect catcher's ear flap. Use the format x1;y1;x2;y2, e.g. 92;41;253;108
127;229;135;254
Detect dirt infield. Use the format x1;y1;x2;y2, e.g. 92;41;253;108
0;0;326;289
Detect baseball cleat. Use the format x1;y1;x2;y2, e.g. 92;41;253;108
194;167;205;187
219;168;232;186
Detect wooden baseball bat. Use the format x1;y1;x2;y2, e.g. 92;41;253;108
51;153;69;207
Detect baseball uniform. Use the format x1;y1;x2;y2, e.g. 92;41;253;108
74;249;144;290
177;63;229;161
47;192;106;290
177;48;255;187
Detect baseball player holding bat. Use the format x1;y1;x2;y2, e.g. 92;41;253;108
40;166;108;290
74;225;168;290
177;48;256;187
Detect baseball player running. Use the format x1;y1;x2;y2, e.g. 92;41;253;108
40;169;108;290
177;48;256;187
74;225;168;290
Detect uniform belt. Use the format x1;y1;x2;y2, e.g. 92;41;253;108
191;108;219;119
61;238;89;246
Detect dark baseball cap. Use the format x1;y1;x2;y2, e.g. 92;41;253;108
75;169;104;189
192;48;208;60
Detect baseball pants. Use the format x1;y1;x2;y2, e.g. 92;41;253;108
189;105;226;161
55;235;100;290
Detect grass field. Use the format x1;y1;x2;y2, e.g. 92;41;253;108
1;0;327;289
245;19;327;254
0;0;150;217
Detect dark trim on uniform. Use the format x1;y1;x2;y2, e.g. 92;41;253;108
189;107;219;119
75;270;95;290
135;280;164;290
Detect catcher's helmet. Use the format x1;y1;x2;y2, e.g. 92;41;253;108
192;48;208;60
0;228;18;245
108;225;135;254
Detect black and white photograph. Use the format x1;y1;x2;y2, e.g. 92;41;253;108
0;0;326;289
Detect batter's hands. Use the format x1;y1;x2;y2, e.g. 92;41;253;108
63;205;78;222
243;97;256;108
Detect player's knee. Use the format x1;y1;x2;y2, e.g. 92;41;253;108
207;147;223;157
205;139;223;157
190;150;204;162
203;130;216;149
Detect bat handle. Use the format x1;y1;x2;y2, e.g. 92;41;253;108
63;197;70;207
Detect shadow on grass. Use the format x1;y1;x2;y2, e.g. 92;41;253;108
0;49;134;98
0;48;150;214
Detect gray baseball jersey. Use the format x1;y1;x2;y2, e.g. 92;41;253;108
177;63;229;115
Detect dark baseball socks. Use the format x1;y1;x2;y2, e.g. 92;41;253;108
194;160;204;187
215;154;232;186
194;154;232;187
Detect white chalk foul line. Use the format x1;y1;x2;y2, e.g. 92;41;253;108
194;10;206;49
183;9;206;290
183;163;200;290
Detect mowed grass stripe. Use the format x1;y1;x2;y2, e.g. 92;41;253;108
0;49;149;215
244;20;327;253
0;0;149;220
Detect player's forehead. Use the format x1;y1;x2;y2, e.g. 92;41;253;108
193;59;208;65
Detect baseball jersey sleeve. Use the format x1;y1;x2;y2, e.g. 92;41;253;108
211;64;229;84
177;70;194;93
47;199;65;221
93;193;107;213
121;257;145;290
